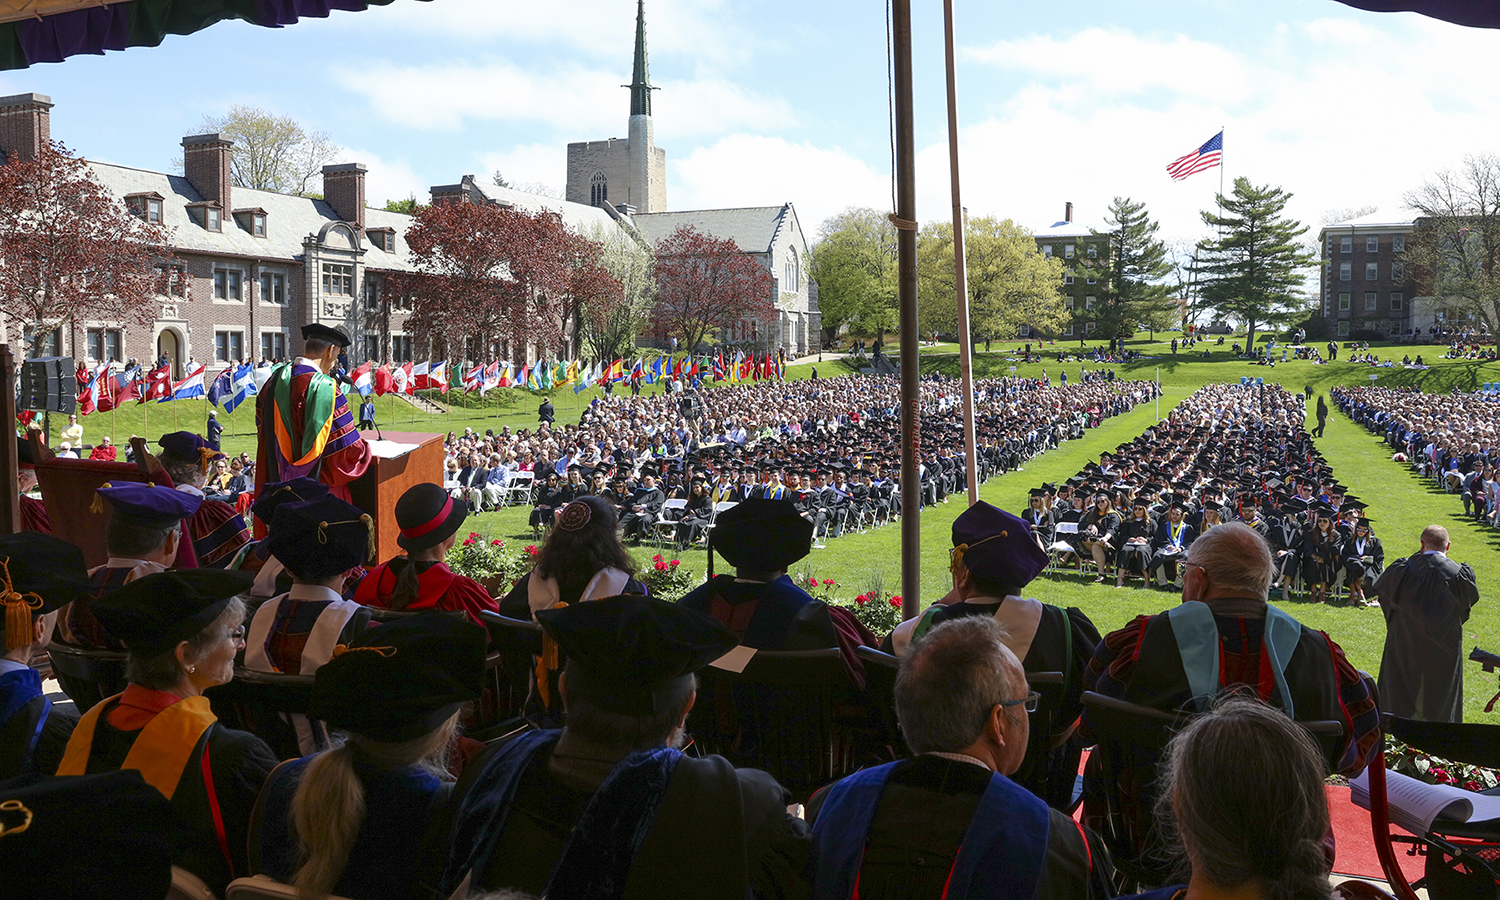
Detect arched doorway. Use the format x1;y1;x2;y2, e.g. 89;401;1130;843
156;329;181;379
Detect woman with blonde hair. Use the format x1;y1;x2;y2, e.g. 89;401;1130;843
251;611;487;899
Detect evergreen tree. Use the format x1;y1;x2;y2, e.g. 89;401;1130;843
1094;197;1178;341
1194;178;1316;348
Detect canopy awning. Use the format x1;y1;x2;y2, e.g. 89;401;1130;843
1334;1;1500;28
0;0;424;70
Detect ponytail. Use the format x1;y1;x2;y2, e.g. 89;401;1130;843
388;558;422;610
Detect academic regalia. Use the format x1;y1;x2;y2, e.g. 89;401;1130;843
66;558;167;650
806;755;1111;900
354;559;498;626
18;494;49;534
678;574;839;652
177;485;252;569
1374;550;1481;722
0;658;77;778
255;359;372;502
1341;531;1385;589
498;568;648;621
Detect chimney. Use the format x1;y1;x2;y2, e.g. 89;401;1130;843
1065;201;1074;223
0;93;53;164
322;162;367;231
182;133;233;211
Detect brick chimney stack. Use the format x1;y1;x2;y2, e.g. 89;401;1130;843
322;163;367;231
0;93;53;164
182;133;233;211
1065;201;1074;223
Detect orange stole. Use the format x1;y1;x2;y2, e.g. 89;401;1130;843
56;694;218;800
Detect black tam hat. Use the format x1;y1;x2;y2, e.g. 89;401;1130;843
268;495;375;582
535;595;738;716
708;498;813;575
301;323;352;349
0;532;89;651
93;569;252;658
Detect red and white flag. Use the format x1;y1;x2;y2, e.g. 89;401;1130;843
1167;131;1223;182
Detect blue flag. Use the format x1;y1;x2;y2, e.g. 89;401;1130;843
223;364;258;414
206;366;234;408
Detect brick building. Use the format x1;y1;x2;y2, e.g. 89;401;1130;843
1031;202;1109;339
1317;212;1418;338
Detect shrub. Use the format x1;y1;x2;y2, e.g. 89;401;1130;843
639;554;696;603
834;591;903;636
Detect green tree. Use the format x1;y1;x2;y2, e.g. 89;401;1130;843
577;222;654;362
383;196;427;215
809;207;897;342
917;216;1068;340
1194;178;1316;347
179;105;339;196
1404;154;1500;333
1093;197;1177;341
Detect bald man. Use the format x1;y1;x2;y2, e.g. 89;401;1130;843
1375;524;1480;722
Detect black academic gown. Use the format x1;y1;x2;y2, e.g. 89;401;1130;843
677;575;839;651
1375;551;1481;722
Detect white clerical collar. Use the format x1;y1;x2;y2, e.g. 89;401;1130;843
295;356;321;369
924;751;992;771
287;583;344;604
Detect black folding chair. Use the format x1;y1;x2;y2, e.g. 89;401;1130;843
0;695;50;777
205;669;317;760
45;641;127;710
477;610;555;733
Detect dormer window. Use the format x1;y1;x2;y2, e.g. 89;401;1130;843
207;207;221;232
367;227;396;253
233;208;268;238
254;214;266;236
125;191;165;224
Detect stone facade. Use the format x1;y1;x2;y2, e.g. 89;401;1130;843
1318;213;1419;338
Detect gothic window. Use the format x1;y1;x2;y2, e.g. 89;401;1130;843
590;171;608;207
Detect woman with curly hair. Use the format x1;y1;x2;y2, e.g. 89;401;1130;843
498;495;648;622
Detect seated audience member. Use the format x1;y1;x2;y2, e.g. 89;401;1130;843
58;570;278;894
1117;697;1335;900
885;501;1099;809
620;472;667;543
807;616;1112;899
252;611;486;900
499;496;646;621
678;498;839;651
438;596;811;898
88;434;118;461
245;476;332;600
62;482;201;650
243;494;374;755
353;482;499;626
157;430;252;568
528;471;565;537
1082;523;1379;864
0;769;188;900
16;436;50;535
0;533;90;777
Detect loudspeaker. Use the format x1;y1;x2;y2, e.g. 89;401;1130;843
20;356;76;414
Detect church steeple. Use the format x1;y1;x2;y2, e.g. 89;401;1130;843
628;0;654;118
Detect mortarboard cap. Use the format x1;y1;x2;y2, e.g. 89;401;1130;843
0;532;89;651
535;595;738;716
157;432;223;474
267;495;374;582
950;501;1048;589
301;323;352;348
250;477;330;525
709;499;813;574
92;569;253;658
95;482;201;530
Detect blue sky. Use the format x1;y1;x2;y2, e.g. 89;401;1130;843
5;0;1499;249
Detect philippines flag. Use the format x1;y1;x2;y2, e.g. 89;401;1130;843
223;364;258;414
164;363;206;402
412;361;430;390
1166;130;1223;182
207;366;235;408
353;362;374;397
431;360;449;393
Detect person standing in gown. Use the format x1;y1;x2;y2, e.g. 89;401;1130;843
1374;524;1480;722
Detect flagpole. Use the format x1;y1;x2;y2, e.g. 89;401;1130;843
942;0;979;506
1217;125;1225;237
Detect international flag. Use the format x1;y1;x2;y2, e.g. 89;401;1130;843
223;365;258;414
411;361;430;390
94;364;127;412
481;362;501;395
141;365;172;403
462;364;483;393
431;360;449;393
713;352;725;381
163;362;206;402
573;361;594;395
374;364;395;396
537;361;554;391
206;366;234;408
517;364;531;390
1166;130;1223;182
353;362;374;397
79;364;110;415
647;356;663;384
630;359;643;382
399;362;415;395
115;366;142;405
556;359;571;387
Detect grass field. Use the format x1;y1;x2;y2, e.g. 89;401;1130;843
52;334;1500;718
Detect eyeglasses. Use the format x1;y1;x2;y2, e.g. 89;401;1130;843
998;691;1042;713
228;627;247;646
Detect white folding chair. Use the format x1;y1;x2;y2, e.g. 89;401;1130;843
502;470;534;508
653;498;688;546
703;500;738;544
1046;521;1080;572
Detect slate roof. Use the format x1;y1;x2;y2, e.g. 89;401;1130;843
1320;211;1416;231
463;181;618;234
1033;218;1102;241
629;205;791;253
86;160;418;271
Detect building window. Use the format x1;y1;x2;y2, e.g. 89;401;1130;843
260;272;286;305
1337;319;1350;336
322;263;354;296
1366;262;1378;280
1393;234;1405;253
784;255;799;292
1391;292;1403;311
1019;325;1032;337
391;335;412;362
147;198;162;223
1086;321;1096;333
1087;245;1097;258
215;330;244;363
1366;236;1378;253
1392;262;1405;281
1365;291;1378;311
86;328;122;363
1389;319;1402;335
260;331;285;362
1064;273;1074;285
1042;245;1052;258
213;268;242;301
253;214;266;237
28;328;60;358
1086;273;1097;284
590;171;608;207
1085;296;1097;310
364;335;381;361
157;264;186;297
206;207;222;232
1340;236;1352;253
1064;324;1074;336
1339;262;1351;282
1064;297;1074;310
1338;292;1351;310
1064;244;1075;259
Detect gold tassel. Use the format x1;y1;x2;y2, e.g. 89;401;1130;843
360;514;375;563
198;447;216;476
89;483;111;515
535;601;567;708
0;558;43;651
330;643;396;660
317;522;330;545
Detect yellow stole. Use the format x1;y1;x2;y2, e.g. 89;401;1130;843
56;693;218;801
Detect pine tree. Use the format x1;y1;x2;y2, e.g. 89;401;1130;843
1094;197;1178;342
1194;178;1316;349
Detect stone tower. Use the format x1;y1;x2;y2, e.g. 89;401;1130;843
565;0;667;213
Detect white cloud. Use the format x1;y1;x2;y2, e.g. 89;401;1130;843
339;146;430;210
476;144;568;196
673;135;889;235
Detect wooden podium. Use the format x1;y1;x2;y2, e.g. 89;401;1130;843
348;431;445;566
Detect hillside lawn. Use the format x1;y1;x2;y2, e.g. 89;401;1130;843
50;334;1500;719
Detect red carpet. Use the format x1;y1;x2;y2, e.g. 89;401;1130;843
1328;784;1424;883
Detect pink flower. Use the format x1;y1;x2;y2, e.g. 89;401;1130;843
468;532;481;539
462;538;475;546
653;554;664;562
524;545;538;556
654;560;667;571
890;595;903;607
855;593;868;606
808;576;818;586
1466;780;1483;792
822;579;834;586
1432;767;1452;784
670;559;680;567
491;539;504;546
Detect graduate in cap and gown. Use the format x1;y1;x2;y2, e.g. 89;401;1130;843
243;494;375;755
56;569;278;893
251;611;487;900
884;501;1100;810
0;532;89;778
62;482;201;650
255;323;371;503
354;482;498;626
157;431;253;569
438;595;812;900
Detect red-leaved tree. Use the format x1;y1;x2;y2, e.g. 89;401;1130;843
651;225;774;352
0;141;175;355
563;231;628;361
398;201;574;364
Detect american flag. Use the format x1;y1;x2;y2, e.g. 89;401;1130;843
1166;131;1223;181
